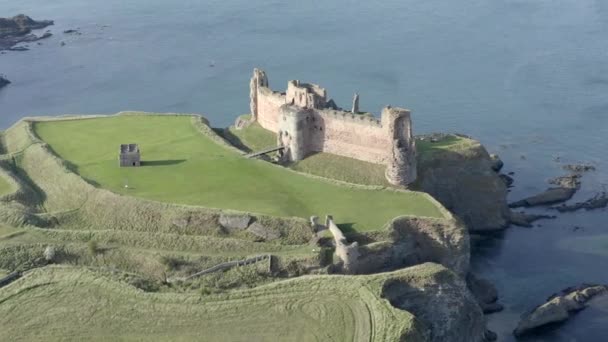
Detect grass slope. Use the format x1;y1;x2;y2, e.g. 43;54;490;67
0;265;429;342
225;115;277;152
0;174;13;196
292;152;389;186
34;115;443;231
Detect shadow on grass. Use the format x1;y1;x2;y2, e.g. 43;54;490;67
336;222;356;233
141;160;186;166
214;128;253;153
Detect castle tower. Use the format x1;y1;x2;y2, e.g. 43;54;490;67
277;104;313;162
249;68;268;121
382;106;417;186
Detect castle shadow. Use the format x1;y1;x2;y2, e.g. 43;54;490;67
141;159;186;167
336;222;356;233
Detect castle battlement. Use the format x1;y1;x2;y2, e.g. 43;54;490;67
249;68;417;186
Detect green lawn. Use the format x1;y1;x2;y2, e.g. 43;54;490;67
416;135;478;162
292;152;390;186
34;115;444;231
0;174;13;196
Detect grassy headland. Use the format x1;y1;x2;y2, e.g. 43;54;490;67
34;114;444;231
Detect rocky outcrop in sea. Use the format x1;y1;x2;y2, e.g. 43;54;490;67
514;284;608;337
0;75;10;89
0;14;54;51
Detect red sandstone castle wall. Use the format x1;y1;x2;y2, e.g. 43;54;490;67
315;112;391;164
255;85;393;165
256;88;284;132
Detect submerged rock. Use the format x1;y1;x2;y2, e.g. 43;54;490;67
509;211;556;227
514;284;608;337
553;192;608;212
548;173;581;189
563;163;596;173
0;14;54;51
0;75;10;89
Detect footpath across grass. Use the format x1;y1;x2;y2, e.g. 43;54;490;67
34;114;444;231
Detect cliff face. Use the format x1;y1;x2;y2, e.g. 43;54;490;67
351;216;470;276
416;135;509;232
379;263;489;342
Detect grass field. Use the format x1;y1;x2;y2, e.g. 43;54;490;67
0;174;13;196
0;265;429;341
34;115;444;231
292;152;390;186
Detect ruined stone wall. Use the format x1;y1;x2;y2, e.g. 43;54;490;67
256;87;284;132
325;216;360;274
315;110;391;164
250;69;417;185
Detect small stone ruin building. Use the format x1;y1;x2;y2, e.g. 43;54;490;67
119;144;140;167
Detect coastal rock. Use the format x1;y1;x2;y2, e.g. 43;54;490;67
219;213;251;231
247;222;280;241
509;187;577;208
0;75;10;89
499;173;514;187
514;284;608;337
552;192;608;212
548;173;581;189
467;273;504;314
0;14;54;51
489;154;503;172
509;211;556;227
563;163;596;173
417;134;510;232
510;172;581;208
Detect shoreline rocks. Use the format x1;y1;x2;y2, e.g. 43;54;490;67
514;284;608;338
0;14;54;51
552;192;608;212
508;211;556;227
467;273;504;314
509;187;578;208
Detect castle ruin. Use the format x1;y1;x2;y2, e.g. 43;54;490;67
119;144;140;167
249;68;417;186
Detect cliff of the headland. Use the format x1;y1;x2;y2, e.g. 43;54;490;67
415;134;510;232
378;263;492;342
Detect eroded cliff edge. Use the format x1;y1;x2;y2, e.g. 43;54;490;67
415;134;510;232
